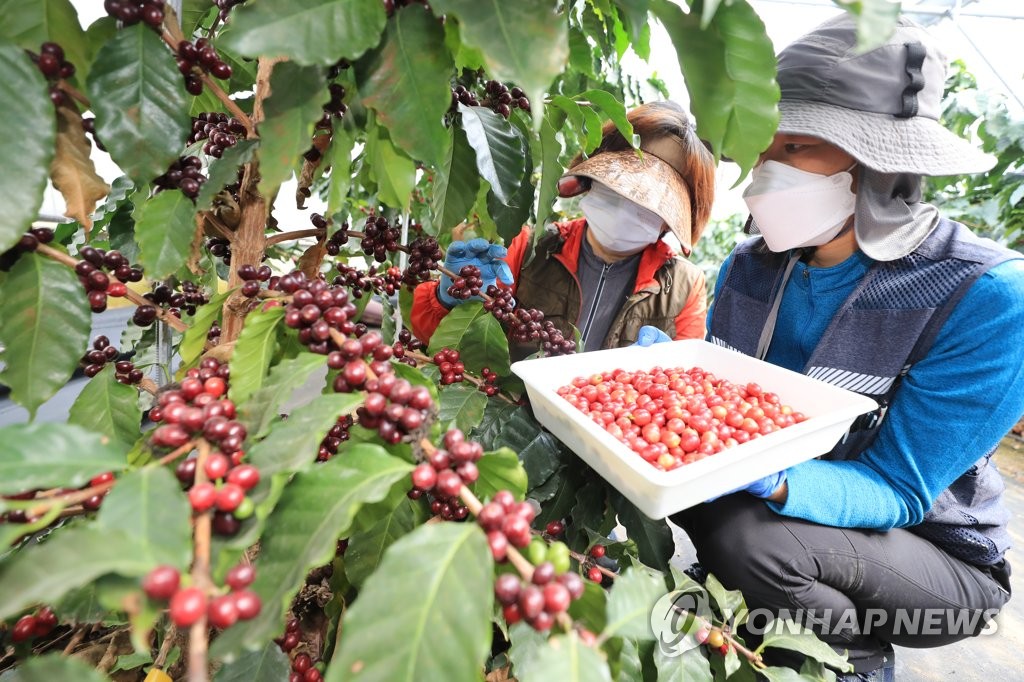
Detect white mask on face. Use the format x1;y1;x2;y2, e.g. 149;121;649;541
743;160;857;252
579;181;665;254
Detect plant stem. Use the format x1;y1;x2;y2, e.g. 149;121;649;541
265;228;326;246
153;624;178;670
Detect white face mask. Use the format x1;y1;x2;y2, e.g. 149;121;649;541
743;160;857;252
579;182;665;255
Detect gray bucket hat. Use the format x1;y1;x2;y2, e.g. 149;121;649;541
776;15;995;176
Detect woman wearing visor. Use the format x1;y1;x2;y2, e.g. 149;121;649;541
410;100;716;356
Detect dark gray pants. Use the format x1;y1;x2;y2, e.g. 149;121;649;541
671;495;1011;672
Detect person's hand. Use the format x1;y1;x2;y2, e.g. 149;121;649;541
633;325;673;347
437;238;514;308
707;471;787;502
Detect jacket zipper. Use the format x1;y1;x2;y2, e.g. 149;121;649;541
580;263;611;347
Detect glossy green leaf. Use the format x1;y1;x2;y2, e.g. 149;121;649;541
459;103;525;204
473;447;528;501
612;0;650;48
0;0;90;87
757;623;853;671
653;0;779;177
258;62;328;194
344;495;426;586
654;646;713;682
432;124;480;231
576;89;634;145
198;139;258;209
515;632;614;682
0;653;112;682
133;189;199;279
536;115;564;225
548;94;588;154
96;466;192;569
579;103;605;154
703;572;748;626
757;666;806;682
0;526;151;620
68;365;143;451
459;310;511;375
327;119;356;217
214;642;292;682
437;384;488;434
568;580;608;633
602;566;667;640
508;622;549;677
228;306;285;405
179;289;234;370
834;0;902;51
427;302;486;356
0;254;91;417
429;0;569;127
367;121;417;210
328;523;494;682
486;139;534;244
0;422;126;496
86;24;191;184
211;446;411;659
358;5;452;166
238;353;329;439
221;0;387;65
0;43;55;253
610;491;674;574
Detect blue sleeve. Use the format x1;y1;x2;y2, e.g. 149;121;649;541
770;259;1024;530
706;252;735;338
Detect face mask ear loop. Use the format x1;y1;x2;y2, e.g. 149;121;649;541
754;252;801;361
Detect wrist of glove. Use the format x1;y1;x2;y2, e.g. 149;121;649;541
633;325;673;347
438;238;514;308
707;470;786;502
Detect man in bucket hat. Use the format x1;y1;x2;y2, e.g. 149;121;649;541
410;101;716;357
640;14;1024;680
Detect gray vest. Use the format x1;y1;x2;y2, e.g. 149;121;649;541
709;218;1019;566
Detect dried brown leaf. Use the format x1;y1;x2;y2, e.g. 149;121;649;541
50;106;110;237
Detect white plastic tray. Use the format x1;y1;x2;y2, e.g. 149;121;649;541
511;339;878;519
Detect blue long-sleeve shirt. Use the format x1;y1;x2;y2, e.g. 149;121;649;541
710;250;1024;531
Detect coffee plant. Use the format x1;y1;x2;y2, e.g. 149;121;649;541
0;1;900;680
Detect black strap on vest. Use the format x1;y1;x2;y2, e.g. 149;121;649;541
898;42;927;118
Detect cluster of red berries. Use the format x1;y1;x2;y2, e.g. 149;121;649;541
80;335;143;384
150;366;240;449
104;0;165;29
9;606;58;644
75;246;143;313
390;329;426;360
29;42;75;107
323;83;348;121
694;625;732;656
142;563;261;629
188;112;244;158
154;155;206;199
134;281;209;325
408;430;482;520
483;285;576;356
214;0;248;22
431;348;465;385
450;80;530;119
0;228;55;271
176;38;232;96
360;215;402;264
352;370;434;445
403;235;443;288
207;236;232;265
237;263;274;298
475;490;534;560
494;564;583;632
316;414;353;462
0;471;115;526
446;264;484;301
279;272;359;355
333;263;402;300
288;651;322;682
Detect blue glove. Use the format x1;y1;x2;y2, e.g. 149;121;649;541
438;238;515;308
634;325;673;347
707;471;787;502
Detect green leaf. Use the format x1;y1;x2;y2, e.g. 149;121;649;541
612;0;651;48
432;124;480;231
68;365;143;451
211;446;412;659
0;43;55;253
344;495;426;586
610;491;674;574
239;353;329;439
834;0;902;52
536;115;564;225
757;623;853;672
699;0;724;29
133;189;199;279
654;646;713;682
515;632;614;682
579;103;605;154
228;306;285;406
96;466;192;569
179;289;234;370
652;0;779;177
458;311;511;375
367;122;417;210
473;447;528;501
221;0;387;65
0;653;112;682
358;4;453;166
703;573;747;626
427;302;486;356
549;94;586;149
437;384;488;434
0;0;90;87
429;0;569;127
568;579;609;633
486;156;534;244
459;104;525;204
602;567;667;640
0;526;151;620
86;24;191;184
576;89;634;145
327;119;356;217
328;523;494;682
258;62;328;195
508;622;549;677
214;641;292;682
0;254;91;417
198;139;258;209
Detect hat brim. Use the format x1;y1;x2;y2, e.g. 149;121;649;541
561;150;693;251
778;100;995;176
